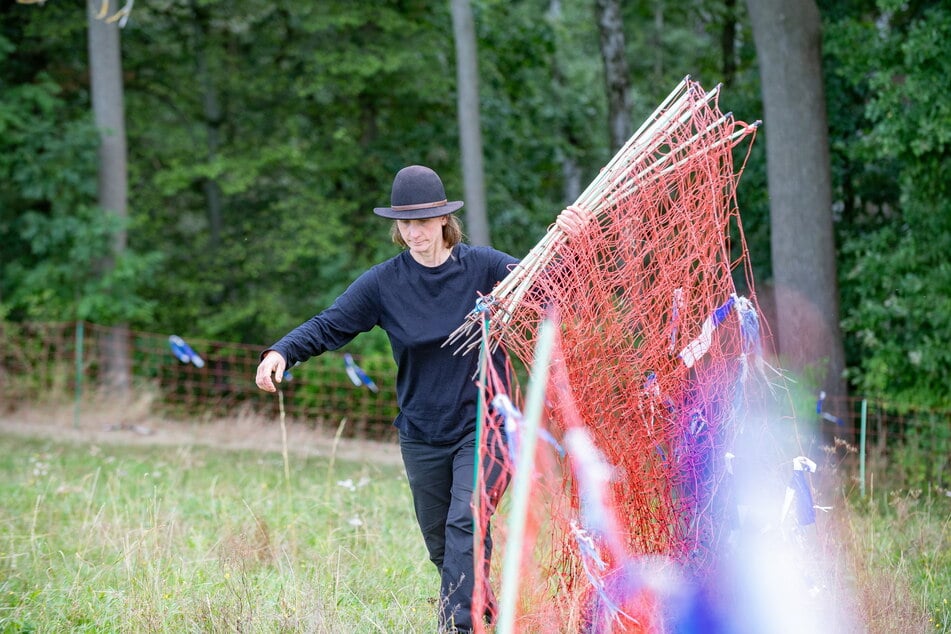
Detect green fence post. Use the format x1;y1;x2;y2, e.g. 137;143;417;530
859;399;867;498
74;321;84;429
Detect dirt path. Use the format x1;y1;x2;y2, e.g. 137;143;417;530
0;403;404;468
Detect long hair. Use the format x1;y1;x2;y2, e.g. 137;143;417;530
390;214;464;248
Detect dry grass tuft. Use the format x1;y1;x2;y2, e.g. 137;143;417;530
220;518;276;572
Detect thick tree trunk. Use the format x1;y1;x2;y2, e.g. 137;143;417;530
450;0;490;246
86;0;131;398
594;0;631;152
746;0;847;402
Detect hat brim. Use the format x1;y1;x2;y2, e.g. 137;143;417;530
373;200;464;220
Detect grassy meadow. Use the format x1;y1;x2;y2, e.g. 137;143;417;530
842;487;951;633
0;418;948;633
0;430;436;633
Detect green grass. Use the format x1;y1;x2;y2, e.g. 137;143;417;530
0;433;435;633
1;428;949;633
845;487;951;633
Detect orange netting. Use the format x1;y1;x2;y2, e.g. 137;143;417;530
449;77;769;632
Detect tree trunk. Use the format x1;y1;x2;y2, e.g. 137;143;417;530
746;0;847;403
594;0;631;152
450;0;490;246
192;0;224;248
86;1;131;399
721;0;737;86
548;0;582;204
653;1;664;83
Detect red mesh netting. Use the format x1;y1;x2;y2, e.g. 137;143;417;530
448;78;769;632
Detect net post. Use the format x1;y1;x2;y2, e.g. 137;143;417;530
471;313;492;631
497;318;556;634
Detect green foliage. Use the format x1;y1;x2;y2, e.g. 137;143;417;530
474;0;589;253
0;66;160;325
10;209;161;324
840;224;951;407
826;3;951;409
4;0;950;415
621;0;727;88
117;0;469;344
888;411;951;491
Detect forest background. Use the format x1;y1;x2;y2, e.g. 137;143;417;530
1;0;949;415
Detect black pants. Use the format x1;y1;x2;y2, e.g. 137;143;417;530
399;428;508;632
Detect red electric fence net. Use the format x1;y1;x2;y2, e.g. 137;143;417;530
449;78;768;632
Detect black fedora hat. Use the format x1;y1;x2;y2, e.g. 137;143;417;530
373;165;464;220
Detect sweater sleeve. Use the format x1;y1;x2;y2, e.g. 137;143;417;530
267;268;382;365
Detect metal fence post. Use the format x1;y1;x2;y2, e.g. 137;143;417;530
860;399;868;498
73;321;84;429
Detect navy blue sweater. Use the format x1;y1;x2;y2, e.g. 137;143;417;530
268;243;518;444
